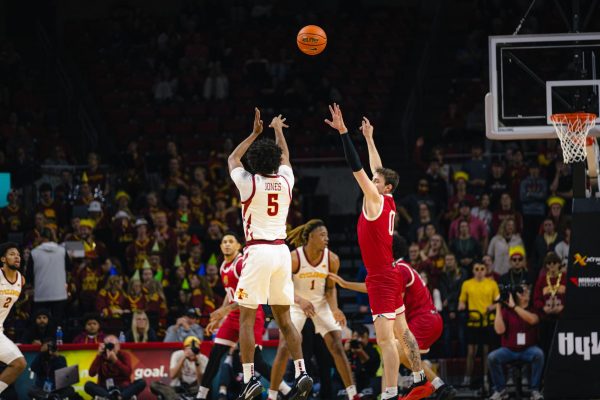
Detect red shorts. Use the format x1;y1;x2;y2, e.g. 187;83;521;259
215;307;266;347
365;271;404;320
407;311;443;352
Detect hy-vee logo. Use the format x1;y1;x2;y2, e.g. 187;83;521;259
558;332;600;361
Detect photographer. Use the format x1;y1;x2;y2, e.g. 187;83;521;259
488;285;544;400
29;338;80;400
84;335;146;400
150;336;208;400
344;325;380;397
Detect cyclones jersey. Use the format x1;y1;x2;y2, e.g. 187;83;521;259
231;166;294;242
357;194;396;273
395;258;437;321
0;270;22;330
293;247;330;306
220;254;243;304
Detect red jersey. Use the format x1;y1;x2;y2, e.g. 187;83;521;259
396;259;437;322
357;194;396;273
220;254;243;304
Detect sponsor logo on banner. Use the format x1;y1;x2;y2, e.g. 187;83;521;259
573;253;600;267
558;332;600;360
569;277;600;287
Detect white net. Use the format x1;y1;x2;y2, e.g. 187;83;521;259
551;113;597;163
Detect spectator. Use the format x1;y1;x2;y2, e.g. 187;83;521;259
458;262;499;387
84;335;146;399
73;314;105;344
448;200;488;248
407;202;438;244
440;253;469;357
398;178;438;225
531;218;562;279
203;63;229;100
443;174;470;229
28;228;70;325
533;252;566;354
450;220;482;269
425;158;449;212
470;193;492;234
519;162;548;247
125;277;146;312
499;245;531;290
125;310;158;343
554;225;570;269
492;193;523;234
549;159;573;202
345;324;381;397
420;234;449;272
164;309;204;342
487;218;523;276
28;339;80;400
407;242;433;274
462;143;488;196
150;336;208;398
126;218;153;272
96;274;128;319
483;254;500;281
545;196;570;236
144;279;169;332
22;309;55;345
488;286;544;400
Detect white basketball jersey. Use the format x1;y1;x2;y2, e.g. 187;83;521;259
0;270;22;330
293;247;330;305
242;173;292;241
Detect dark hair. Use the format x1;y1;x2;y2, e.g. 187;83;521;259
353;324;370;337
83;313;101;325
392;233;408;260
222;231;244;246
287;219;325;248
0;242;19;258
543;251;562;265
246;138;282;175
374;167;400;193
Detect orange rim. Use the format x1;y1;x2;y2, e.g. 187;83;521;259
551;112;597;123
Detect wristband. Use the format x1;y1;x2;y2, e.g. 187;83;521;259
340;134;363;172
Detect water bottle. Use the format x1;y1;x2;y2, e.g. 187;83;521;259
119;331;126;343
56;326;63;346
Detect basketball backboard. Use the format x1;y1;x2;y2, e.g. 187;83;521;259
486;33;600;140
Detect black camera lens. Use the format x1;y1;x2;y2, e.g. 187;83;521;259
105;342;115;351
191;341;200;355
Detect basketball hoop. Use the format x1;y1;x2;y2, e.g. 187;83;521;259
550;113;597;163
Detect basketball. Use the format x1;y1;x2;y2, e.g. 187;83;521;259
297;25;327;56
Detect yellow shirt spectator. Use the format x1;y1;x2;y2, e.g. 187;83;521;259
459;277;499;327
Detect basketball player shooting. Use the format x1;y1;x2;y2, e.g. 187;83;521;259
0;242;27;398
228;108;312;400
268;220;359;400
325;104;432;400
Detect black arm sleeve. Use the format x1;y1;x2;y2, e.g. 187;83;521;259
340;134;363;172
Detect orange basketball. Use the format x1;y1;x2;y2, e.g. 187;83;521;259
297;25;327;56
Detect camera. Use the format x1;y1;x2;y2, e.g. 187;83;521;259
350;339;361;349
190;340;200;355
47;341;57;353
498;283;525;304
104;342;115;353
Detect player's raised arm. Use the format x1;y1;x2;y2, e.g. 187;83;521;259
360;117;383;175
269;114;291;168
228;107;264;173
324;103;380;206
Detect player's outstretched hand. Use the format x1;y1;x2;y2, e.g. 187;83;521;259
359;117;373;140
252;107;264;135
327;272;347;288
269;114;289;131
324;103;348;134
333;308;347;327
205;319;221;336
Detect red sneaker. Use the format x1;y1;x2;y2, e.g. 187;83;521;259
401;381;435;400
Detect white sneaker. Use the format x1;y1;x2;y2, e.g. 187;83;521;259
489;390;507;400
530;390;544;400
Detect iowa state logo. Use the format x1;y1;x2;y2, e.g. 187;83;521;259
236;288;249;300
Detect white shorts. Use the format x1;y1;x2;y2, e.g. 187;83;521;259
236;243;294;308
290;301;341;336
0;331;23;364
